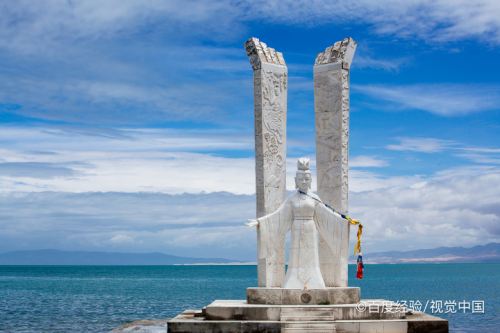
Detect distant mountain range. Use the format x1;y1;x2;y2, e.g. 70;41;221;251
0;249;239;265
0;243;498;265
350;242;500;264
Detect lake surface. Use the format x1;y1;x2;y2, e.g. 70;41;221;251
0;264;498;332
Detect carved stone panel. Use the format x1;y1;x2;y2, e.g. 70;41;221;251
314;38;356;288
254;66;287;217
246;37;288;287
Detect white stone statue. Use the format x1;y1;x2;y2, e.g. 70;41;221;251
247;157;347;289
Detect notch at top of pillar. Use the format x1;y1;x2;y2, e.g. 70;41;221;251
245;37;286;70
315;37;357;69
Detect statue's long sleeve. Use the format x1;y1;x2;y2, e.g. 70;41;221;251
257;198;293;287
314;201;346;286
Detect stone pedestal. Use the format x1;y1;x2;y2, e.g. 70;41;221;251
168;287;448;333
167;299;448;333
247;287;360;305
204;299;404;321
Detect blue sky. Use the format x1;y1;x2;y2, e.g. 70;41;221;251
0;1;499;260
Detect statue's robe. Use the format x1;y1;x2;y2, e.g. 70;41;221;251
257;191;345;288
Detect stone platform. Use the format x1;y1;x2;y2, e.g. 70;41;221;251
167;299;448;332
247;287;360;305
205;300;403;321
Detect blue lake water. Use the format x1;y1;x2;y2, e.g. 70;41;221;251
0;264;498;332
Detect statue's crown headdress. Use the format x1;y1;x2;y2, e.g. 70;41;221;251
297;157;310;171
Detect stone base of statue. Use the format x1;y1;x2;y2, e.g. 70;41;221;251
167;287;448;333
247;287;360;305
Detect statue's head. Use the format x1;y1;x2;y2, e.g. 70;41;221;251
295;157;312;192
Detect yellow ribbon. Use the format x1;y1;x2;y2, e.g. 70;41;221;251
346;216;363;255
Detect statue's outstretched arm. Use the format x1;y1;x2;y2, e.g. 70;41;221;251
244;198;292;231
246;219;259;228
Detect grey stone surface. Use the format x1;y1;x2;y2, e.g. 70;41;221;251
245;37;288;288
204;299;404;321
280;306;335;321
281;321;337;332
359;321;407;333
406;312;449;333
241;321;281;333
247;287;360;305
247;287;283;304
168;318;281;333
167;310;448;333
327;287;360;305
314;37;357;288
335;322;359;333
357;320;407;333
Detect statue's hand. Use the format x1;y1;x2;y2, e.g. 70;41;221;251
246;219;259;228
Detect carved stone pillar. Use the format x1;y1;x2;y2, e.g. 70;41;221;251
314;38;356;287
245;37;287;287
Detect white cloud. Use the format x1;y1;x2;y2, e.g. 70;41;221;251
354;54;408;72
244;0;500;45
3;126;500;196
0;126;256;193
0;2;254;126
5;125;500;196
1;166;498;258
461;147;500;154
0;0;244;54
386;137;455;153
109;234;136;245
354;84;500;116
386;137;500;167
0;162;77;178
2;1;500;56
0;72;252;125
350;166;500;251
0;126;319;194
0;191;257;259
350;170;420;193
456;146;500;165
350;156;388;168
456;153;500;165
2;1;499;127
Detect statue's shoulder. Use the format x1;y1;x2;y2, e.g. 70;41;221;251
307;191;321;201
288;190;322;203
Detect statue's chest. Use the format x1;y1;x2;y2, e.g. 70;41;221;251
291;194;316;218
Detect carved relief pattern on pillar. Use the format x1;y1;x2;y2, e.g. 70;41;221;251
245;37;288;287
245;37;287;217
340;68;350;209
261;70;287;211
314;37;356;287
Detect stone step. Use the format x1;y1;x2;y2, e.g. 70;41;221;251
281;315;336;322
280;307;335;321
204;299;405;321
168;312;449;333
281;321;336;333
